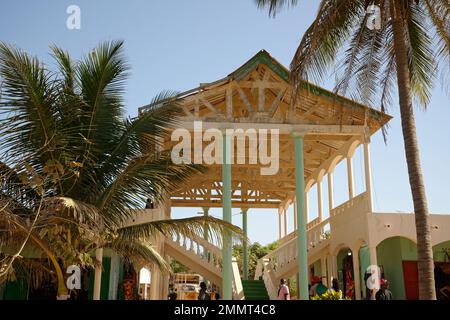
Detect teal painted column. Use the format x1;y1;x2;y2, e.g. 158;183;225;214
293;133;309;300
242;208;249;280
222;132;232;299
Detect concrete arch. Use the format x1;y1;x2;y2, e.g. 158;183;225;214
432;240;450;262
374;234;417;248
305;179;315;192
332;242;352;256
346;139;362;158
352;238;368;252
328;155;344;173
317;169;327;182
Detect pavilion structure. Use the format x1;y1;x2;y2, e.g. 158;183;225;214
139;50;391;300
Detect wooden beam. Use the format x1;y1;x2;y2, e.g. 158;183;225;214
177;121;367;135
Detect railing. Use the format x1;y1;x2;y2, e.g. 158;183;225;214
330;192;368;218
167;233;223;272
278;217;321;246
167;233;244;300
261;259;278;300
259;217;330;279
232;258;244;300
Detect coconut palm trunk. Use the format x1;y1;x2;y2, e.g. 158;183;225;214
391;0;436;300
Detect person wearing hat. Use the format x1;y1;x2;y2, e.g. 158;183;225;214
309;276;328;298
375;279;393;300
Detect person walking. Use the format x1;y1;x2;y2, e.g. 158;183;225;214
198;282;211;300
277;278;290;300
375;279;393;300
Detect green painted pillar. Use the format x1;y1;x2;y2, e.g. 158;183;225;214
222;132;232;300
293;133;309;300
242;208;249;280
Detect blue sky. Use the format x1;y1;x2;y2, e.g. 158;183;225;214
1;0;449;245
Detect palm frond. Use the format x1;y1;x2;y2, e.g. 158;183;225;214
97;151;204;228
98;92;184;183
0;42;59;167
117;216;244;247
255;0;299;17
109;239;170;272
406;1;436;108
290;0;367;97
424;0;450;94
41;196;103;230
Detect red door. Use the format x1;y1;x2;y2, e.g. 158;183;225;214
402;261;419;300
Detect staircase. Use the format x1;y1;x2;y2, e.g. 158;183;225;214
242;280;270;300
165;234;223;286
255;218;332;298
164;233;244;299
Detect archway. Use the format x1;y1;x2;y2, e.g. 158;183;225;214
433;240;450;300
336;247;355;299
376;236;417;300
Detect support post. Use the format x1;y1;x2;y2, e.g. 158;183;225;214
108;252;120;300
326;256;333;288
305;192;309;222
278;207;282;240
352;248;361;300
364;141;373;212
320;256;327;287
242;208;249;280
293;133;309;300
328;173;334;212
222;132;232;300
283;206;288;237
317;180;323;222
331;254;338;280
293;199;297;230
203;207;210;285
347;157;354;199
93;247;103;300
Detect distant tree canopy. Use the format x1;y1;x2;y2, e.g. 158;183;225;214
170;259;190;274
233;241;278;280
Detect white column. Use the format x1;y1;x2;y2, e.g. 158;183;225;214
331;254;338;280
364;141;373;212
326;255;333;287
328;173;334;211
108;253;120;300
150;266;161;300
293;199;297;230
317;180;323;222
347;157;354;199
93;247;103;300
283;206;288;237
305;192;309;222
278;207;282;240
320;256;328;287
352;248;361;300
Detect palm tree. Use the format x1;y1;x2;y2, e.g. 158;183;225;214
0;41;241;299
256;0;449;299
